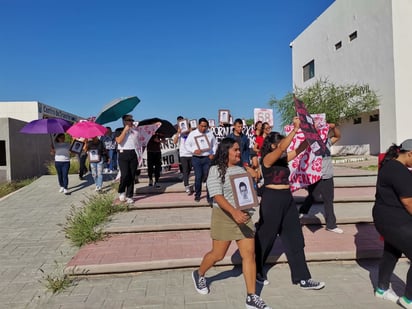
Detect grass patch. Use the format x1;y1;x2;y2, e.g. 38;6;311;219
40;260;75;294
0;178;36;199
45;158;81;175
360;165;378;171
64;192;127;247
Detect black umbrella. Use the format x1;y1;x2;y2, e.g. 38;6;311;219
138;118;177;138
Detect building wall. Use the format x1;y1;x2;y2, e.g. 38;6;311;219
392;0;412;145
0;118;52;182
0;102;82;182
290;0;402;153
0;101;80;123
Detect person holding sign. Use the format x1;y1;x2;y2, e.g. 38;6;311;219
255;117;325;291
192;137;271;309
84;136;106;192
185;118;217;203
298;123;343;234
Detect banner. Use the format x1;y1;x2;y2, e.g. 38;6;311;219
285;114;329;192
294;97;329;156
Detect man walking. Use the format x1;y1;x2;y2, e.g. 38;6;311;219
227;118;250;167
185;118;217;203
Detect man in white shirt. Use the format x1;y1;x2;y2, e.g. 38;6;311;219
185;117;217;203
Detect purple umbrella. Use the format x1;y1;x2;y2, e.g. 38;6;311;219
20;118;72;134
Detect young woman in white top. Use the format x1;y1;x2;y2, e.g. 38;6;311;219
50;133;71;194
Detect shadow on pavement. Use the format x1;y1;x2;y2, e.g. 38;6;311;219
355;223;406;296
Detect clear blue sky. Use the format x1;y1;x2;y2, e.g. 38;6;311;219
0;0;334;131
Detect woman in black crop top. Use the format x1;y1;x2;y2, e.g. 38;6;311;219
254;117;325;290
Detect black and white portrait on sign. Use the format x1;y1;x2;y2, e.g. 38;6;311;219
70;140;84;154
195;134;210;152
229;173;258;210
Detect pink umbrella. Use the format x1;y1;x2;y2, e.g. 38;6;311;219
66;121;107;138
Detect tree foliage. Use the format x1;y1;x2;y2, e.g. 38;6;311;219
269;79;379;128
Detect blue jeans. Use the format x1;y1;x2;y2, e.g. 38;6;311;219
191;156;211;199
107;149;118;171
55;161;70;189
90;160;104;188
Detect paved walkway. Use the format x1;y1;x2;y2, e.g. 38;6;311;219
2;156;410;308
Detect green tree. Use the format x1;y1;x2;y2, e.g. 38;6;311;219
269;79;379;128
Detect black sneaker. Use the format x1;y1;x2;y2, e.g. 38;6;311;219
194;196;201;202
299;278;325;290
192;270;209;295
256;273;270;286
246;294;272;309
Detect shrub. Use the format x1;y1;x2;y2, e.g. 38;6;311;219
0;178;36;198
45;158;81;175
64;192;127;247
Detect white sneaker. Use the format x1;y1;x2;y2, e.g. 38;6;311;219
59;187;64;193
95;186;101;191
375;288;399;303
185;186;191;194
326;227;343;234
126;197;134;204
119;193;126;202
63;189;68;194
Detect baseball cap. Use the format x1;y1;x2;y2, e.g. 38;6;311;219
400;139;412;151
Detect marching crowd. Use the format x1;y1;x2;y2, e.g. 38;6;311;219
50;113;412;309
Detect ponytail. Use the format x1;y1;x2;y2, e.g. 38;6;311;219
380;144;405;169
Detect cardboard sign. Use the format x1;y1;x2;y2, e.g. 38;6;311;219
254;108;273;126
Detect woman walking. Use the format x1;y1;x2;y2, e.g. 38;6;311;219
192;137;271;309
254;117;325;290
50;133;71;194
115;114;139;204
373;140;412;308
84;136;106;192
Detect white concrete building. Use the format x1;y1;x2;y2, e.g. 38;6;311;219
290;0;412;154
0;101;82;182
0;101;80;123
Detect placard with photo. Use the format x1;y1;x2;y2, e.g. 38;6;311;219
229;173;259;210
208;119;216;127
190;119;197;129
194;134;211;152
69;140;85;154
178;119;189;133
218;109;230;124
88;149;101;163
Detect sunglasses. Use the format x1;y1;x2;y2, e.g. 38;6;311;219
125;119;134;122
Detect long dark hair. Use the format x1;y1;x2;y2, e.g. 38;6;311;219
211;137;237;183
55;133;65;143
260;132;288;166
259;122;270;136
380;143;408;169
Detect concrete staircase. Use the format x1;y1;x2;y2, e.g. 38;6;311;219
65;162;382;276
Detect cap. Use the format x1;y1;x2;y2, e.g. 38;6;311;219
400;139;412;151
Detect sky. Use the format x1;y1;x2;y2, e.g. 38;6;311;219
0;0;334;131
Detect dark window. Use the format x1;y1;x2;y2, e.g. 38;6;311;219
303;60;315;82
353;118;362;125
0;141;6;166
349;31;358;41
369;114;379;122
335;41;342;50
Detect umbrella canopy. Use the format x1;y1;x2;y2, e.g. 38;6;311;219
95;96;140;125
20;118;72;134
67;121;107;138
138;118;177;138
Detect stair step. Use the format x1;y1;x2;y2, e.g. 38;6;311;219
66;223;382;275
105;202;374;234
